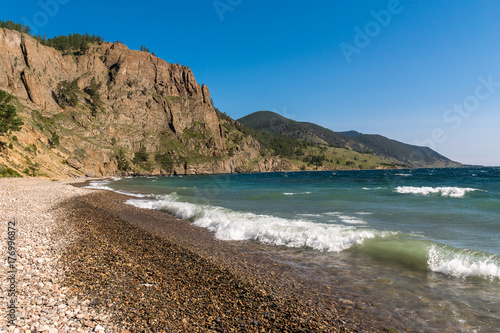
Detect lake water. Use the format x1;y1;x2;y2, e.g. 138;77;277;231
89;167;500;332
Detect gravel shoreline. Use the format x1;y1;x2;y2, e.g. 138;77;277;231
0;178;112;332
1;178;398;332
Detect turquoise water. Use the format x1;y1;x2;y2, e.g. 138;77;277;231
90;167;500;332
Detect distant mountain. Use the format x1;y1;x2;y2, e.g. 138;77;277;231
339;130;363;137
238;111;460;168
237;111;349;146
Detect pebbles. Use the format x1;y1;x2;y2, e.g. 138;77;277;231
1;179;385;332
0;178;112;332
57;190;382;332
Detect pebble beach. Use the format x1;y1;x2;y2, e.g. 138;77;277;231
1;178;396;332
0;179;112;332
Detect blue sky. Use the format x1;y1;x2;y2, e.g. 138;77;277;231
2;1;500;165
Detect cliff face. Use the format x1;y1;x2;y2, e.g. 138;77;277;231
0;28;293;177
1;28;224;145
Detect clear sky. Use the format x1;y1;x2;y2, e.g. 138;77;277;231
2;1;500;165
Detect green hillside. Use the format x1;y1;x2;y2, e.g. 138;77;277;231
238;111;460;168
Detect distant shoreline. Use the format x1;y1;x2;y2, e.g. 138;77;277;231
73;163;469;180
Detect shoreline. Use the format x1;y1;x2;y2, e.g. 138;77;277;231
1;178;400;332
88;164;467;178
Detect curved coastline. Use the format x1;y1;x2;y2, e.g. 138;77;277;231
66;181;398;332
0;177;399;332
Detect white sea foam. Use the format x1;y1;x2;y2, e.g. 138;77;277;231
318;212;368;225
327;212;367;225
85;179;145;197
298;213;322;217
283;192;312;196
395;186;479;198
338;215;367;225
85;180;115;191
428;245;500;281
395;173;412;177
126;195;384;252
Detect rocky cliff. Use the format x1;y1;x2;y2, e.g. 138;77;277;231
0;28;293;178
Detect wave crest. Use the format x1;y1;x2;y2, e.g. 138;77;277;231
126;195;387;252
395;186;479;198
428;245;500;281
85;179;145;197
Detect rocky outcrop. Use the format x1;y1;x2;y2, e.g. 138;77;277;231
1;29;224;144
0;28;291;177
20;70;42;105
66;158;82;170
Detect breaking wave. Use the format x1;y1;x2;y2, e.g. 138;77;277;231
126;195;388;252
428;245;500;281
395;186;480;198
85;179;145;197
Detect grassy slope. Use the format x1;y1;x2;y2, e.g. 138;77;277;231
238;111;460;168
